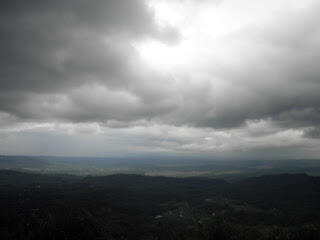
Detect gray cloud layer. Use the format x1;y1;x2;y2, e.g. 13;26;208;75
0;0;178;121
1;0;320;156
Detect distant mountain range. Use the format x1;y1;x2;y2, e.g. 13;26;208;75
1;155;320;180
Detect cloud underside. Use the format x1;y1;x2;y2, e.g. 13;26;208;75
1;0;320;156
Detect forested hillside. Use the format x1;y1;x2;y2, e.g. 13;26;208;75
1;171;320;239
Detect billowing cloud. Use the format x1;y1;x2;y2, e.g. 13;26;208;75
0;0;320;157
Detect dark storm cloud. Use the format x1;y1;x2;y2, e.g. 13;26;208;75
0;0;178;91
303;127;320;139
0;0;179;122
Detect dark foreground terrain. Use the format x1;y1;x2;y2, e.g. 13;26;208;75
1;170;320;240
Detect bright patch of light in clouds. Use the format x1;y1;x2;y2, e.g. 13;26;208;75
136;0;272;73
134;40;191;71
138;0;318;73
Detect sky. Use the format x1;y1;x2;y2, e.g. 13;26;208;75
1;0;320;159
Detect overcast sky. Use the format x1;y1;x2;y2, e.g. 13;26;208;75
1;0;320;159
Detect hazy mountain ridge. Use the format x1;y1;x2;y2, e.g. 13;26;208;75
1;155;320;179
